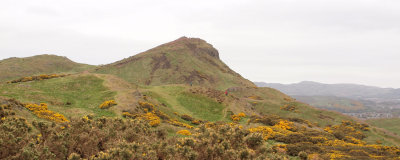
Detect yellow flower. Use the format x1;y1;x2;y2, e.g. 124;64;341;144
99;100;117;109
177;130;192;136
24;103;69;123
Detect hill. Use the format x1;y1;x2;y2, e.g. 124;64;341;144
94;37;255;90
255;81;400;99
256;81;400;114
367;118;400;136
1;38;400;159
0;54;94;82
294;95;366;112
0;74;117;118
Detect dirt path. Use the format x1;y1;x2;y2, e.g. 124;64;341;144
94;74;140;114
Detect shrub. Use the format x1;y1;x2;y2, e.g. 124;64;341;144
138;101;155;111
149;118;161;127
191;120;200;125
8;74;68;83
67;153;81;160
231;112;246;122
274;120;293;130
247;96;262;100
140;112;161;127
177;130;192;136
286;142;322;156
25;103;69;123
167;119;193;129
298;151;308;160
99;100;117;109
181;114;194;121
248;126;275;140
123;111;160;127
245;133;264;149
275;133;310;144
248;114;280;126
348;150;370;157
280;104;297;112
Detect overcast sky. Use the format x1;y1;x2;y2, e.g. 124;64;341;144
1;0;399;88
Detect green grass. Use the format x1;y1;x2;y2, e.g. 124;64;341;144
143;90;183;121
177;93;225;121
247;94;351;127
367;118;400;136
143;85;226;122
0;75;116;118
0;54;94;82
363;126;400;146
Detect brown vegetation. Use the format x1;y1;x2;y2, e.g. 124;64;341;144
7;74;68;84
1;97;400;159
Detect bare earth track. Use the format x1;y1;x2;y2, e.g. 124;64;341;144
94;73;140;114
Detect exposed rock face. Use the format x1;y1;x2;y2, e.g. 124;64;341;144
162;36;220;59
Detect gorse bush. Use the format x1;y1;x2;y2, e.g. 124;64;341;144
7;74;67;83
1;98;400;159
248;114;280;126
246;95;262;100
246;114;400;159
174;112;203;125
324;121;367;140
137;101;194;129
231;112;246;122
181;114;194;121
123;111;161;127
25;103;69;123
280;104;298;112
98;100;117;109
0;108;292;160
177;130;192;136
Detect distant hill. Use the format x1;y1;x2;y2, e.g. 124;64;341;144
95;37;255;90
255;81;400;99
0;54;94;82
293;95;366;112
255;81;400;113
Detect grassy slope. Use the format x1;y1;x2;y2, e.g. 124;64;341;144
142;85;227;122
231;87;353;126
143;85;357;127
231;87;400;145
0;54;94;82
136;83;400;146
366;118;400;145
0;74;116;118
367;118;400;136
93;74;140;115
94;37;255;90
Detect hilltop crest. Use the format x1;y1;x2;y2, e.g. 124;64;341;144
0;54;94;82
154;36;220;59
95;37;254;89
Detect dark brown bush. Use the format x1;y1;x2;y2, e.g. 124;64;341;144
245;133;264;149
275;133;310;144
181;114;194;121
286;142;322;156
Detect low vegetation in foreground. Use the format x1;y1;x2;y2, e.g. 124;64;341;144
1;97;400;160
